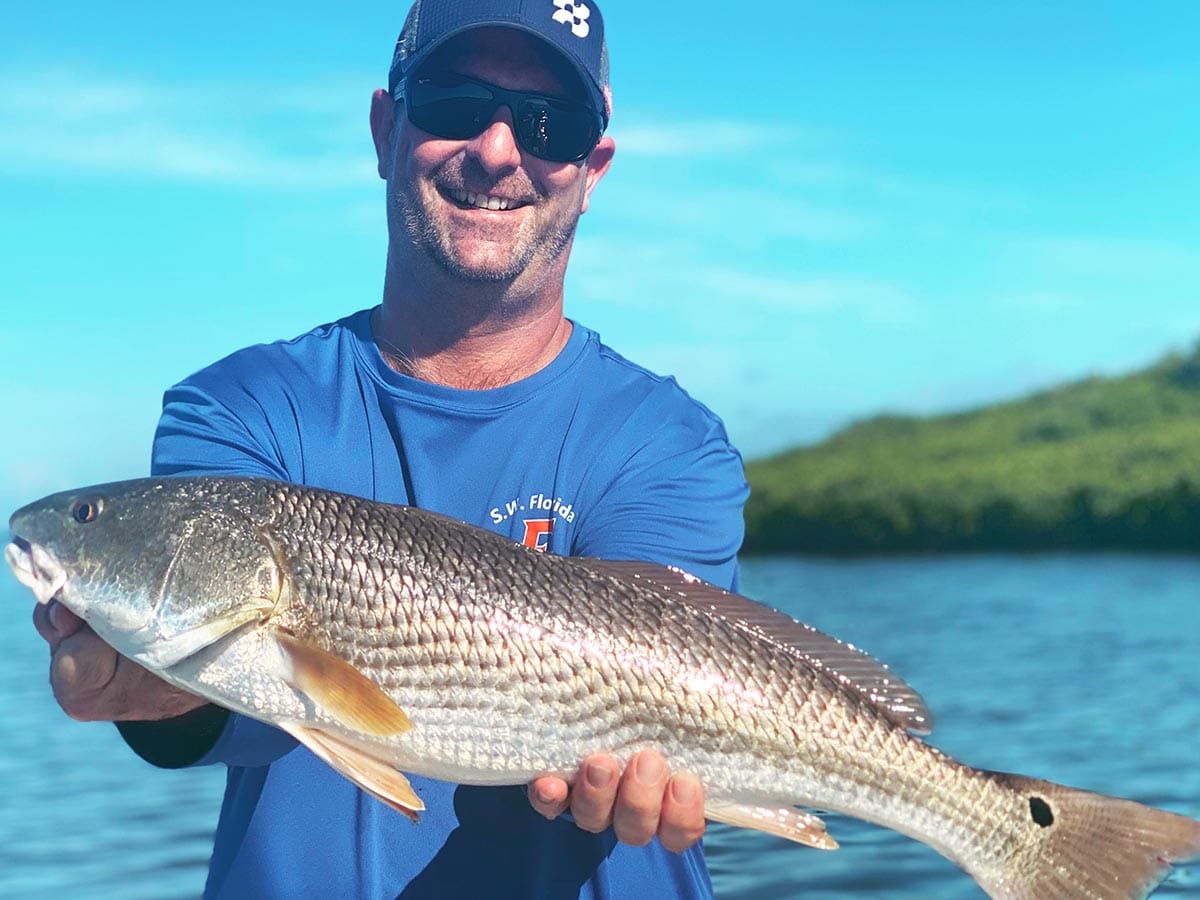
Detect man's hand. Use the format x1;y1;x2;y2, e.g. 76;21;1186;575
32;599;208;721
528;751;706;853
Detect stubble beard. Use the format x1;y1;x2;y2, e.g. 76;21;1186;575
390;168;580;287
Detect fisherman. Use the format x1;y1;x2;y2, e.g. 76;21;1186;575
31;1;748;896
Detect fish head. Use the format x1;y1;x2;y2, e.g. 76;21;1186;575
7;477;281;671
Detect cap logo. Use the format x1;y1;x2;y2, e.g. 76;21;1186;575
552;0;591;38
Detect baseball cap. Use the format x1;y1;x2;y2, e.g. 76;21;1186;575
388;0;612;127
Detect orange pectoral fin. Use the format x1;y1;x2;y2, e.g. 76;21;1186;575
282;723;426;823
275;630;413;736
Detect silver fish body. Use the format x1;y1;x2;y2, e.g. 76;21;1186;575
7;476;1200;898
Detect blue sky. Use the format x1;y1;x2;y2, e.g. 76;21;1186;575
2;1;1198;511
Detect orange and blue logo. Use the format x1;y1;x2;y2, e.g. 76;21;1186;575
521;518;554;551
490;491;577;552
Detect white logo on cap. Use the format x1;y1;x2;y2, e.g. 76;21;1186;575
552;0;591;38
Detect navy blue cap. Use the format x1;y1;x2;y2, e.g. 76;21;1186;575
388;0;611;126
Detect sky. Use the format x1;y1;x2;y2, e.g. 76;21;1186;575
2;1;1198;512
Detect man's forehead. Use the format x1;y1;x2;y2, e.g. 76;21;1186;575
419;26;585;98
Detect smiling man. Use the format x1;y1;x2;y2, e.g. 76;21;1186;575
32;1;748;897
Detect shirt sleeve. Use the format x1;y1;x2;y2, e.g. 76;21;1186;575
152;379;290;480
571;398;748;592
116;377;301;770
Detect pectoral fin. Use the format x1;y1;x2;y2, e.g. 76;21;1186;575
282;723;425;822
706;803;838;850
275;630;412;736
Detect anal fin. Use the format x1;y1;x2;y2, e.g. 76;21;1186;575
282;723;426;823
706;803;838;850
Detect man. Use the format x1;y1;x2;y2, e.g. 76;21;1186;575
32;1;748;897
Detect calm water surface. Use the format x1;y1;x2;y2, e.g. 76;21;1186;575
1;555;1197;898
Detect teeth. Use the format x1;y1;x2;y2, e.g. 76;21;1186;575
450;189;515;211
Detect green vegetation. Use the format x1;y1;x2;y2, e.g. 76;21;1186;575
744;343;1200;554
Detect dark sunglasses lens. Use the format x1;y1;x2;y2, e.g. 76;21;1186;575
515;100;599;162
407;79;496;140
406;77;600;163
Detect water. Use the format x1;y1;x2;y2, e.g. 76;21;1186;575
1;555;1197;898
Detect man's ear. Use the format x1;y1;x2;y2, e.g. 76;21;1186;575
580;136;616;214
369;89;396;180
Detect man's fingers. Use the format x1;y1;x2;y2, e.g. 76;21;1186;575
532;752;707;853
611;750;668;847
32;602;59;649
32;600;85;651
48;600;85;637
50;628;119;720
37;612;208;722
570;754;620;832
657;772;706;853
528;775;571;820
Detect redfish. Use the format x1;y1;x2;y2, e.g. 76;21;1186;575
8;476;1200;898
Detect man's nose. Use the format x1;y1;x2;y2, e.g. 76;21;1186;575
466;105;522;174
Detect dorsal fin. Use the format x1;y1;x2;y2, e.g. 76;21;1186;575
586;560;933;735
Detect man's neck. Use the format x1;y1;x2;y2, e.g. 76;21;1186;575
372;285;573;391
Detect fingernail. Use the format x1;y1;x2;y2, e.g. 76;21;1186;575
671;777;697;804
586;763;615;790
535;786;557;806
48;601;67;632
53;649;78;684
634;753;665;785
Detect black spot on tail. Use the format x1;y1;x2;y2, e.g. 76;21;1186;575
1029;795;1055;827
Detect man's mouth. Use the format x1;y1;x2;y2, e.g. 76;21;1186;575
444;188;528;212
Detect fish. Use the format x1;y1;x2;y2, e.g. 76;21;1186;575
6;475;1200;899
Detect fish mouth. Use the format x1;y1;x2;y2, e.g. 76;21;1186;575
5;537;68;606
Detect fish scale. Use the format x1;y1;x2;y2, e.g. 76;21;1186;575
7;475;1200;898
259;486;962;811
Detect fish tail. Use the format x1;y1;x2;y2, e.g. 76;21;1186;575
974;773;1200;900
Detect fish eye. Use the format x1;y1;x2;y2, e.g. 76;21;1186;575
71;497;104;524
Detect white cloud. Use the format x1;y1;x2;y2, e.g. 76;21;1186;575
992;290;1085;313
0;66;376;188
684;269;918;321
612;120;818;157
571;236;917;323
1022;236;1199;276
596;180;873;244
768;159;1030;213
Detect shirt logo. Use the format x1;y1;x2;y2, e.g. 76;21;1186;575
521;519;554;551
490;491;577;552
552;0;591;38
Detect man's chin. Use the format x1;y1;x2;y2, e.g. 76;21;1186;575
431;243;528;284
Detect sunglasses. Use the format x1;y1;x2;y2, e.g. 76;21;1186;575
396;73;603;164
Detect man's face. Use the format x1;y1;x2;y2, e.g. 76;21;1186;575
381;28;611;286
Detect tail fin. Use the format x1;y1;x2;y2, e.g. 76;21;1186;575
975;774;1200;900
